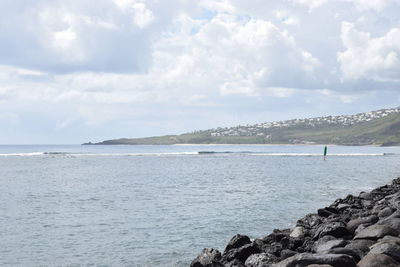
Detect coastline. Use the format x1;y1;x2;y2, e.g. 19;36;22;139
80;142;400;147
172;144;341;147
84;143;392;147
192;177;400;267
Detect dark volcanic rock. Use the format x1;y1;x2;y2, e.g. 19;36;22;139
191;177;400;267
313;238;347;253
261;229;291;244
345;239;375;255
359;192;373;200
280;249;297;260
272;253;356;267
336;204;351;213
354;224;399;240
245;253;278;267
327;247;363;262
378;217;400;232
313;222;349;240
357;253;400;267
306;265;333;267
280;237;290;249
223;242;261;263
191;248;223;267
225;234;251;252
289;226;305;239
369;241;400;262
297;214;323;229
224;259;245;267
384;209;400;220
379;235;400;243
318;208;337;218
346;215;378;233
378;207;394;218
388;193;400;210
261;243;282;257
353;224;368;236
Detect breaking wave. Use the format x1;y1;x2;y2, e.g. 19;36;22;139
0;151;394;157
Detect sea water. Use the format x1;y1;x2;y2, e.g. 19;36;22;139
1;144;400;266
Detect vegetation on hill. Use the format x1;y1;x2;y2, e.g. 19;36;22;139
85;108;400;146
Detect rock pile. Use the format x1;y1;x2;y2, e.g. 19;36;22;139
191;177;400;267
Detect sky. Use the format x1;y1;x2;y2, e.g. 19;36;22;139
1;0;400;144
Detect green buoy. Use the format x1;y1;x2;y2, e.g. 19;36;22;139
324;145;328;160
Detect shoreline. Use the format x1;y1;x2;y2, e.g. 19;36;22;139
192;177;400;267
172;144;341;147
83;143;396;147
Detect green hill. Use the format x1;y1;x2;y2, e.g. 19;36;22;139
85;108;400;146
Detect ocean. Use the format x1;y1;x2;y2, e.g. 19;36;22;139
1;144;400;266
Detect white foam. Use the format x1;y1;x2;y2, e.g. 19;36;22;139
0;152;44;156
71;152;199;157
249;153;385;157
0;151;389;157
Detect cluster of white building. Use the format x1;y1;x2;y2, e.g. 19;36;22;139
208;108;400;137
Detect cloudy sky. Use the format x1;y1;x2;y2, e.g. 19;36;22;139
1;0;400;144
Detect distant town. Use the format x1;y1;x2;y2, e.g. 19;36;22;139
204;108;400;138
89;107;400;146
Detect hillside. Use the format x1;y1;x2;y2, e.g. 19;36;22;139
85;108;400;146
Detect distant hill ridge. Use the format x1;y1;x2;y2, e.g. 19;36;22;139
86;107;400;146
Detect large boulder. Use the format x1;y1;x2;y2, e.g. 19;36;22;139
369;241;400;262
359;192;373;200
345;239;375;255
383;210;400;221
354;224;399;240
337;203;351;211
280;249;297;260
223;242;261;263
379;235;400;243
346;215;378;233
388;193;400;209
318;207;338;218
245;253;278;267
357;253;400;267
225;234;251;251
272;253;356;267
297;214;323;229
378;207;394;218
313;222;349;240
190;248;223;267
353;224;368;236
224;259;246;267
290;227;305;239
313;237;347;253
327;247;363;262
378;217;400;232
260;229;291;244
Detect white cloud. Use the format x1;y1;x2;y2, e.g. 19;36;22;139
292;0;328;9
342;0;398;11
1;0;400;143
113;0;155;28
338;22;400;82
0;11;320;128
132;2;155;28
154;14;319;97
199;0;236;13
0;0;190;73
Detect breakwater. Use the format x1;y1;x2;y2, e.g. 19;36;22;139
192;177;400;267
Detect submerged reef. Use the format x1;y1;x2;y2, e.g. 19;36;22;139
191;177;400;267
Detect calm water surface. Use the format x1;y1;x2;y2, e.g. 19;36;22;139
1;145;400;266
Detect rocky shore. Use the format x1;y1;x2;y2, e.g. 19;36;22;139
191;177;400;267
